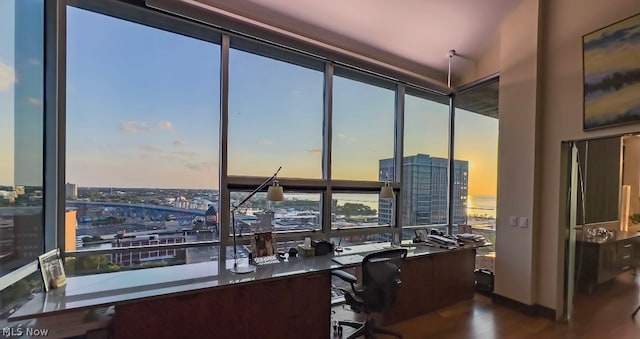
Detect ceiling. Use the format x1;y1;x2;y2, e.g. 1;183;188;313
194;0;523;86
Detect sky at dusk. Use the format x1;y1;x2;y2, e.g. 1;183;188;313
1;0;44;188
0;1;15;186
2;5;498;198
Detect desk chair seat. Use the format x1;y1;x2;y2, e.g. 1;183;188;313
332;248;408;339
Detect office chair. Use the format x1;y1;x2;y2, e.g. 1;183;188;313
332;248;408;339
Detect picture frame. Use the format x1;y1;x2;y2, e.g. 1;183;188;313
583;12;640;130
38;248;67;292
415;229;429;242
250;231;275;258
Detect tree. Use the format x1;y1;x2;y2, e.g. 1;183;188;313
337;203;377;217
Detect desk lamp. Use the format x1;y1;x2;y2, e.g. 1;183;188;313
380;175;394;199
230;166;284;274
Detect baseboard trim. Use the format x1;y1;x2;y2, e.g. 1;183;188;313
491;293;556;320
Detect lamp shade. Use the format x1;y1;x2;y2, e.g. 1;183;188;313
380;184;394;199
266;181;284;201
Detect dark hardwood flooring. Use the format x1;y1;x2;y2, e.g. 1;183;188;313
331;272;640;338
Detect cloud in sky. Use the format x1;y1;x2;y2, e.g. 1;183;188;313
186;161;215;171
336;133;346;138
29;59;41;66
120;121;149;133
172;140;186;147
0;62;16;91
261;139;273;145
157;121;173;130
167;151;198;160
27;97;42;106
306;148;322;155
119;120;174;133
139;144;163;153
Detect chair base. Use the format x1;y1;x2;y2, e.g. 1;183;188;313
338;319;402;339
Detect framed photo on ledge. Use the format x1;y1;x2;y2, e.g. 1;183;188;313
250;231;276;258
38;249;67;292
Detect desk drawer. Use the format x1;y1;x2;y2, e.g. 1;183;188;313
617;241;634;260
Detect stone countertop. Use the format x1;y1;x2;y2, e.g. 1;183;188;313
9;242;458;321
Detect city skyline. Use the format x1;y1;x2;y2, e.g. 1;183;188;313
1;5;498;198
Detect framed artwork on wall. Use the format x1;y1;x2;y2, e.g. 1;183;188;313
583;12;640;130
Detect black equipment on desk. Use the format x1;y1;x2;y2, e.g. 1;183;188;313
312;240;333;256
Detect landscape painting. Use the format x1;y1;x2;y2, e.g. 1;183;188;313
583;13;640;130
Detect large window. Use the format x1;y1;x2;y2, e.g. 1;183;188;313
228;41;324;179
454;79;499;270
0;0;497;284
65;5;221;274
332;69;395;181
0;0;45;323
401;90;450;233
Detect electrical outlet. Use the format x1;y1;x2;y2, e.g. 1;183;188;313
518;216;528;228
509;216;517;227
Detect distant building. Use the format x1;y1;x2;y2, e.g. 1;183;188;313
174;196;189;209
379;154;468;227
66;182;78;200
65;209;77;252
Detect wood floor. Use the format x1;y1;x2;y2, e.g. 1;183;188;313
331;272;640;338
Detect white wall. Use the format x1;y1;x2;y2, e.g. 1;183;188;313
536;0;640;311
459;34;500;85
493;0;541;305
463;0;640;313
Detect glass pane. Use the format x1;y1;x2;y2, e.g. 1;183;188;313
331;193;386;230
455;81;498;268
228;47;323;178
0;0;44;276
398;94;450;227
455;112;498;229
230;191;321;234
332;75;394;180
0;0;44;327
66;6;221;273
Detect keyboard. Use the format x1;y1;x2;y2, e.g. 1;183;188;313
253;255;280;265
332;254;364;266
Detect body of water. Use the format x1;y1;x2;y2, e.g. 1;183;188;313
285;193;497;218
467;195;497;219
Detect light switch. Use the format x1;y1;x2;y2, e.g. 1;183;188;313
509;216;517;227
518;216;528;228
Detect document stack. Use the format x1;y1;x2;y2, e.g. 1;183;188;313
457;233;486;245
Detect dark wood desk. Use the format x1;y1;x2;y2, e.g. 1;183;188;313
11;243;476;339
575;231;640;293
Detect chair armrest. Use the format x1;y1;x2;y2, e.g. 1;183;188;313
331;270;357;284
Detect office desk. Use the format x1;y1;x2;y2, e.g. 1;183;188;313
575;231;640;293
10;243;476;339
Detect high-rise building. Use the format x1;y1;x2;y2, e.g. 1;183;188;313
379;154;468;227
66;182;78;200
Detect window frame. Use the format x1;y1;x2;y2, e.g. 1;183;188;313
50;0;490;280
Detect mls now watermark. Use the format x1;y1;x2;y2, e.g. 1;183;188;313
2;326;50;337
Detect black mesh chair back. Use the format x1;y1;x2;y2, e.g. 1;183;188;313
361;248;408;313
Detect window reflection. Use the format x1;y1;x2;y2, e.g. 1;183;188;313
65;5;221;274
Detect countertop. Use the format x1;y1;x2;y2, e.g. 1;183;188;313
9;241;468;321
576;229;640;244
